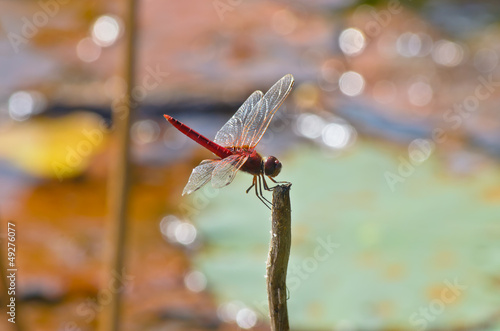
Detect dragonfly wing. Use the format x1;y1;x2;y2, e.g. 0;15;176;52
211;154;249;189
214;90;264;147
182;159;219;196
244;74;294;149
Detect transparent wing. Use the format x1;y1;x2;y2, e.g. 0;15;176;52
211;154;249;189
244;74;294;148
214;90;264;147
182;159;219;196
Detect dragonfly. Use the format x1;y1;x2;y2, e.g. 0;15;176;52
163;74;294;208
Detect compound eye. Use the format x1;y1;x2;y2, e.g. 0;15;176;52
264;156;282;177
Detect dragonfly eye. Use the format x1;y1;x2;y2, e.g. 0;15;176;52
264;156;282;177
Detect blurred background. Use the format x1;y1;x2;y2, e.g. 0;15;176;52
1;0;500;330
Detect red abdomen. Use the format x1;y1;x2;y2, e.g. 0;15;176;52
164;115;233;159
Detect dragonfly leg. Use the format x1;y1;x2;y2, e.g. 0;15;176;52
246;176;256;194
256;175;272;208
269;176;291;185
267;176;291;189
258;176;273;206
261;174;271;191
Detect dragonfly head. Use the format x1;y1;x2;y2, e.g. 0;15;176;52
263;156;282;178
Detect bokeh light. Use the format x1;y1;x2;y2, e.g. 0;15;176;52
217;302;258;329
236;308;258;329
395;32;433;58
159;215;197;246
432;40;464;67
407;81;433;107
339;71;365;96
91;15;122;47
296;113;357;150
296;113;326;139
217;301;246;323
322;122;355;150
9;91;35;121
184;270;207;293
339;28;366;56
76;37;101;63
8;91;46;121
397;32;419;57
174;223;197;245
131;119;160;144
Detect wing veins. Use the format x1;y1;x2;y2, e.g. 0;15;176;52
211;154;249;188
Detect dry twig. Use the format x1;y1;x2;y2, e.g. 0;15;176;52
266;183;292;331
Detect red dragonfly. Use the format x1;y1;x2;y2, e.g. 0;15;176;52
164;74;294;208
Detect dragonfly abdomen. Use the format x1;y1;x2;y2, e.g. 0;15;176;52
164;115;233;159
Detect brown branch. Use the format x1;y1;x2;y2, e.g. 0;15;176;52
97;0;137;330
266;183;292;331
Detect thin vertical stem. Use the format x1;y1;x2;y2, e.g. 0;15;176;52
98;0;137;330
266;184;292;331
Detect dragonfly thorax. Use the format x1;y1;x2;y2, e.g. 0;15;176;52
263;156;282;178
